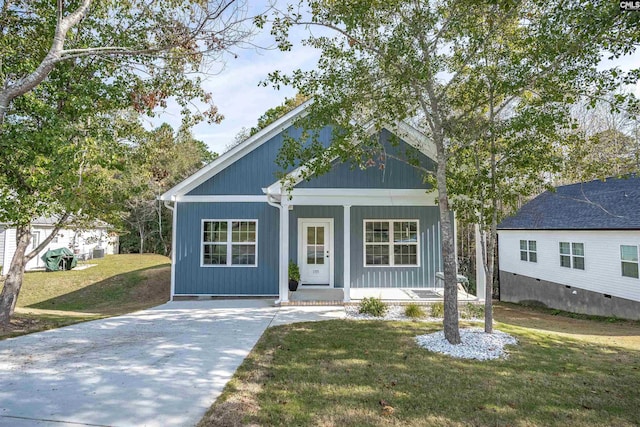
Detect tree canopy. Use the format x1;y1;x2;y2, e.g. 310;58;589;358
263;0;639;342
0;0;254;327
120;123;215;255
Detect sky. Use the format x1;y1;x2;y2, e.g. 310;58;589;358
147;2;323;155
148;4;640;156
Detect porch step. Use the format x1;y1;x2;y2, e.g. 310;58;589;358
288;288;344;303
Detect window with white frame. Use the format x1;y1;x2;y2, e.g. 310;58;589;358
202;220;257;266
519;240;537;262
364;220;419;266
31;231;40;250
559;242;584;270
620;245;639;279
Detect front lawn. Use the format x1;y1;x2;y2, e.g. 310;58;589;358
203;304;640;426
1;254;170;338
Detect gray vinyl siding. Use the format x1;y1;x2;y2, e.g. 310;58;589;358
188;126;333;195
298;129;435;189
288;206;344;288
350;206;442;288
174;202;279;295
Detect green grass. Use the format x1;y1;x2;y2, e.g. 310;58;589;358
2;254;170;338
202;305;640;427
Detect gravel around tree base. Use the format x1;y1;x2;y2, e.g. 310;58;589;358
415;328;518;360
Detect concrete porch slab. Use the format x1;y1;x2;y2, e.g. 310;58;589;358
352;287;478;302
286;287;480;305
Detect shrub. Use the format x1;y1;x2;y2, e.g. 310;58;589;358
288;260;300;282
404;303;426;319
358;297;388;317
462;302;484;319
430;302;444;318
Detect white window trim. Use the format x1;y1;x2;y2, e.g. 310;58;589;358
201;219;258;268
363;219;420;268
519;240;537;263
620;244;639;279
559;241;585;270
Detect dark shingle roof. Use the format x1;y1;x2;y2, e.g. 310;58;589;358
498;176;640;230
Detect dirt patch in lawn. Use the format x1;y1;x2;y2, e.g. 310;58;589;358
494;302;640;351
1;258;171;339
0;310;101;339
198;344;274;427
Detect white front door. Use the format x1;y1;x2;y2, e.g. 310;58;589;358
299;219;333;286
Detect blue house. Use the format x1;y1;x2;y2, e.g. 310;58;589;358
160;101;451;303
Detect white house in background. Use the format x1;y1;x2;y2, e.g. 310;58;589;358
497;175;640;320
0;217;119;273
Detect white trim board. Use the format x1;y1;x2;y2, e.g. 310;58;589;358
200;219;259;268
176;195;268;203
362;219;421;268
283;189;438;207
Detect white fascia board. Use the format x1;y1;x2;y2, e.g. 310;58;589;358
265;164;309;195
392;121;438;161
360;120;436;160
159;99;314;201
175;195;268;203
264;120;436;195
287;189;438;206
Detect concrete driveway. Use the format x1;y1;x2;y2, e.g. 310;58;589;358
0;300;343;427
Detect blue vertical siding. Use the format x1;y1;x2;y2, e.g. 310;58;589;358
350;206;443;288
288;206;344;288
298;129;435;189
174;202;280;295
187;126;334;195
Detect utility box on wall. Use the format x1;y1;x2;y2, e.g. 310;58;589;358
93;248;105;259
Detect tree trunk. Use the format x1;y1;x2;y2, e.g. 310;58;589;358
0;0;92;127
435;139;461;345
157;200;164;254
484;84;497;333
138;223;145;254
484;211;497;333
25;212;71;262
0;225;31;327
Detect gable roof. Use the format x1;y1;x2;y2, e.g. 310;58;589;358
160;99;315;201
160;99;438;201
498;175;640;230
264;121;437;196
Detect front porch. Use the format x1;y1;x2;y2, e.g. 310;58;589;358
281;287;480;306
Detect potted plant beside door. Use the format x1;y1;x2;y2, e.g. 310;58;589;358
288;260;300;291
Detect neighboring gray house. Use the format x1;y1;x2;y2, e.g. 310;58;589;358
498;176;640;320
160;100;468;303
0;217;118;272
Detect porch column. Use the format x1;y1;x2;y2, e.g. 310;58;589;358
279;202;290;303
343;204;351;302
475;224;487;302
